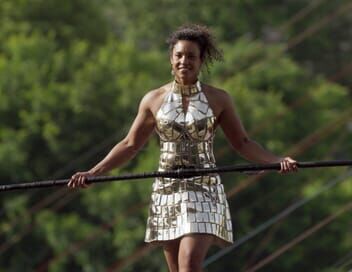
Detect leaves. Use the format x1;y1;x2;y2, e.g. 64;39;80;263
0;0;351;271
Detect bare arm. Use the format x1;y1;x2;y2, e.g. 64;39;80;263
217;91;293;166
68;91;157;187
89;94;156;175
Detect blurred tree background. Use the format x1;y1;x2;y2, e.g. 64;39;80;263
0;0;351;271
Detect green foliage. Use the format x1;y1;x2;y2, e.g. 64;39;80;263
0;0;108;46
0;0;351;271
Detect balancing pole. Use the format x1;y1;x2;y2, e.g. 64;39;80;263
1;160;351;192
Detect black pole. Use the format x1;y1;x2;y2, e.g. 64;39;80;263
0;160;351;192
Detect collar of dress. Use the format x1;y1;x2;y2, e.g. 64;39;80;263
172;80;201;96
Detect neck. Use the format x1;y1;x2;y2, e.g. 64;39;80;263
174;76;198;85
172;80;201;96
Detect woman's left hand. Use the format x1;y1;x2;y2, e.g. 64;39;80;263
278;157;298;173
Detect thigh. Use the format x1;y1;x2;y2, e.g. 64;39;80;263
178;234;214;271
163;239;181;272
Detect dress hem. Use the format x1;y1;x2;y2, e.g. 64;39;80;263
145;231;233;248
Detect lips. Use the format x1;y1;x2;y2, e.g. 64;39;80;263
178;67;191;71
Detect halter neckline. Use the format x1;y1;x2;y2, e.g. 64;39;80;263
172;80;201;96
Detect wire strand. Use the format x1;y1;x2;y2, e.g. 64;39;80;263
103;108;352;271
245;201;352;272
203;168;352;267
2;1;350;268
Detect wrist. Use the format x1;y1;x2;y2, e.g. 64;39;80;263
89;167;103;176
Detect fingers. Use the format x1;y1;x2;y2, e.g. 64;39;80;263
67;172;91;189
279;157;298;174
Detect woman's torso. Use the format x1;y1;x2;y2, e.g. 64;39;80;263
154;81;219;171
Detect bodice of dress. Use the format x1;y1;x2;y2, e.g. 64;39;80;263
156;81;217;170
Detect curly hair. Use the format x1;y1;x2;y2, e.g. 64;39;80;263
166;24;223;70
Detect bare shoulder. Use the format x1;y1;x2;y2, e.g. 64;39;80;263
141;82;172;115
202;84;231;101
202;83;233;114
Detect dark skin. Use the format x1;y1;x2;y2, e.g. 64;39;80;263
68;40;297;272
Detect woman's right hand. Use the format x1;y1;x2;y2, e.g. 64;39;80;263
67;171;93;188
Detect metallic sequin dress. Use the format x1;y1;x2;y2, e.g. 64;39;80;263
144;81;233;247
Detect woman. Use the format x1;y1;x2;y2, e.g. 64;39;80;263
68;24;297;272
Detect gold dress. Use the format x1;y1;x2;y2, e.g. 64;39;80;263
144;81;233;247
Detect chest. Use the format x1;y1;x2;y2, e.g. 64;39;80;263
155;92;216;141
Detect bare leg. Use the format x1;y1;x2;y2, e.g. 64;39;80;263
178;234;214;272
163;238;181;272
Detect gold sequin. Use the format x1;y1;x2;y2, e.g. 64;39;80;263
145;81;233;247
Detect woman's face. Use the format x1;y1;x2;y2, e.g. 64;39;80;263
170;40;203;84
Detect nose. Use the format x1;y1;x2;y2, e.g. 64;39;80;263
179;55;188;64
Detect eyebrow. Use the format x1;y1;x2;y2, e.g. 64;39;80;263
173;50;199;55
